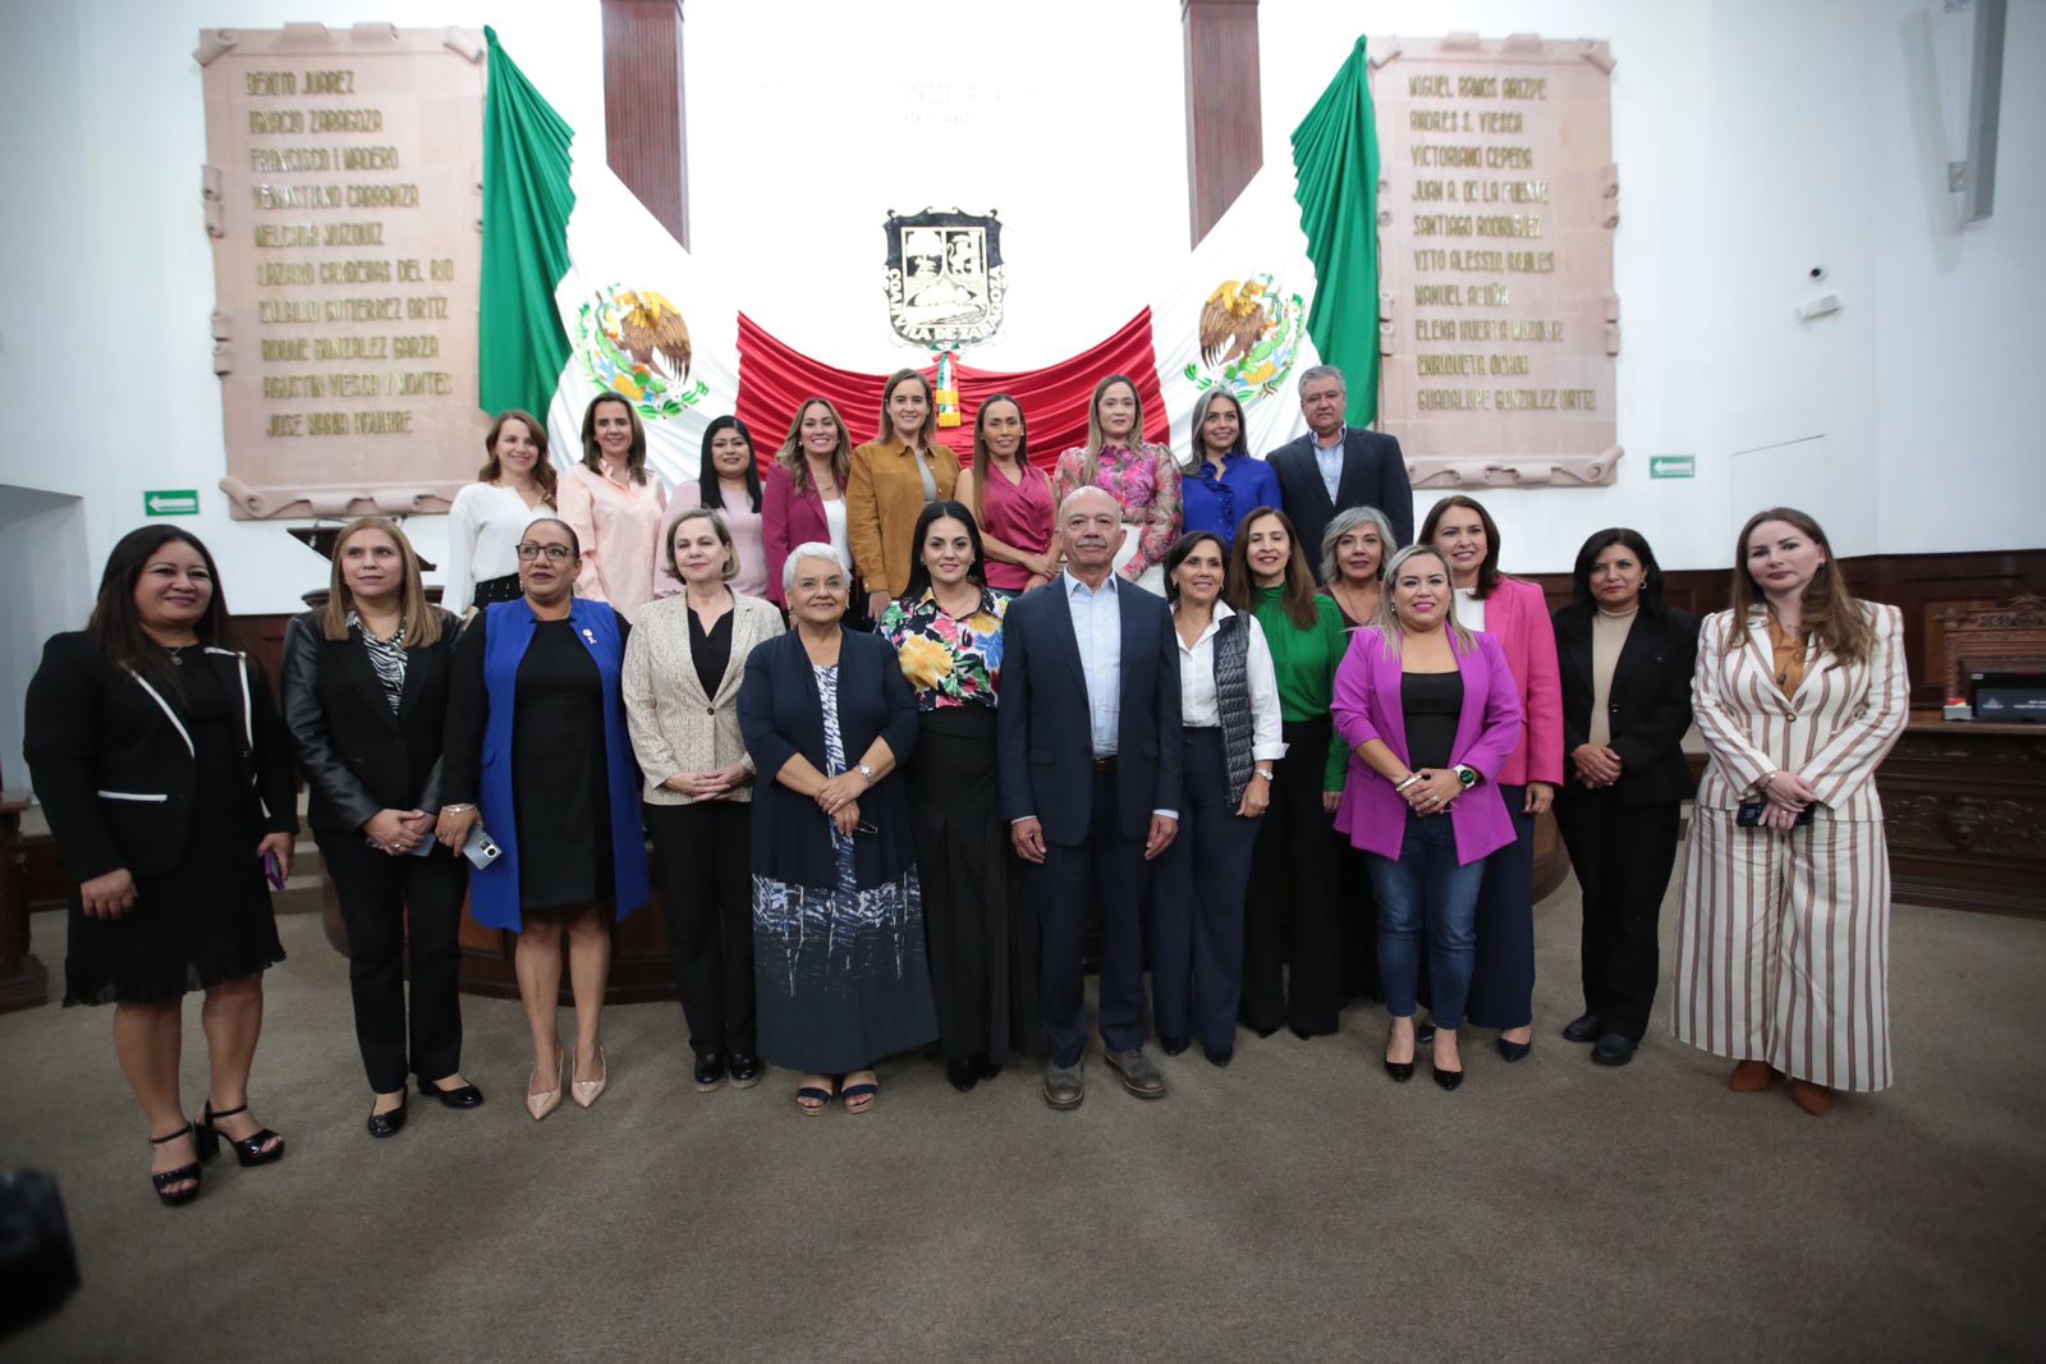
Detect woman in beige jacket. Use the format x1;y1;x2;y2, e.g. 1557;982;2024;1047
623;507;785;1091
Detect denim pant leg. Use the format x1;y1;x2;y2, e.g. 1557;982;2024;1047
1367;812;1433;1019
1421;817;1486;1031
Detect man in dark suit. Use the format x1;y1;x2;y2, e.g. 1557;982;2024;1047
1263;364;1414;578
999;487;1183;1110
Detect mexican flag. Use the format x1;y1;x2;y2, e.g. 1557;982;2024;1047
1148;34;1381;455
477;27;739;489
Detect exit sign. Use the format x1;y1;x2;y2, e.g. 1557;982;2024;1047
1649;456;1695;480
144;489;200;516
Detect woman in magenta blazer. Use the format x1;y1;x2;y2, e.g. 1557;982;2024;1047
762;398;856;610
1421;495;1563;1061
1333;544;1523;1091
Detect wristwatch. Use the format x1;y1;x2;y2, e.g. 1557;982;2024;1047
855;763;876;782
1452;764;1479;790
1253;767;1275;782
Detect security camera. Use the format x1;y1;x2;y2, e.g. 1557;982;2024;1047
1808;266;1828;281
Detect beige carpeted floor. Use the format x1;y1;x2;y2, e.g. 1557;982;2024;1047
3;873;2044;1362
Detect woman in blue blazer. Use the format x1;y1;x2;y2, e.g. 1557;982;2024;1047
438;517;650;1121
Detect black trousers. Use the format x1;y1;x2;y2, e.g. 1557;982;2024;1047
1036;767;1149;1068
317;832;469;1093
1554;787;1681;1041
1150;729;1263;1051
646;800;755;1056
1242;717;1341;1035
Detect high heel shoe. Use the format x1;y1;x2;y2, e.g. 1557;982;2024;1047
1431;1064;1465;1091
526;1052;565;1122
149;1123;203;1207
197;1101;285;1167
1384;1057;1415;1083
1496;1037;1532;1063
571;1044;608;1109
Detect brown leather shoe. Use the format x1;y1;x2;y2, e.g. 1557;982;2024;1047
1728;1060;1779;1092
1788;1079;1836;1115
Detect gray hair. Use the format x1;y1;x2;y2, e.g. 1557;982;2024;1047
1374;543;1473;654
1319;506;1396;586
1297;364;1345;397
781;541;848;596
1057;485;1121;520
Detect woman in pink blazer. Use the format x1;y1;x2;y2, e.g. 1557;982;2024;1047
762;398;855;610
1422;495;1564;1061
1333;545;1524;1091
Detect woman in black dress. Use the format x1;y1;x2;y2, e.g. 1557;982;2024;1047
878;501;1034;1093
24;527;297;1206
437;517;651;1121
281;517;479;1138
740;543;935;1115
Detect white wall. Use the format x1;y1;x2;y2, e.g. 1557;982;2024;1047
0;0;2038;662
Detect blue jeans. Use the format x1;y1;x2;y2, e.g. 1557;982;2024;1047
1367;810;1485;1030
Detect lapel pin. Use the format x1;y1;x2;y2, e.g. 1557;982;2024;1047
582;627;596;644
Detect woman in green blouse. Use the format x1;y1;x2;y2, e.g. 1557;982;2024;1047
1227;506;1350;1039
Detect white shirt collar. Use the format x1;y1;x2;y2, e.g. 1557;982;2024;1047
1064;568;1119;598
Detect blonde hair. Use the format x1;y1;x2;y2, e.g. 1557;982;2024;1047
664;505;739;583
318;518;442;647
1081;374;1147;487
1372;544;1472;655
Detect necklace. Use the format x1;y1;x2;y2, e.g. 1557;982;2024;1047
164;644;189;666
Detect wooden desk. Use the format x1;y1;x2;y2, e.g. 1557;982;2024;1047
0;791;51;1012
1878;714;2046;916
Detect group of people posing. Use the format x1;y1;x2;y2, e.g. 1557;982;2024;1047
25;362;1909;1209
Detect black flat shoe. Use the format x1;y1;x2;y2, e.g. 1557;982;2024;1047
945;1059;979;1093
149;1123;203;1207
197;1101;285;1168
1496;1037;1532;1063
367;1096;408;1139
1591;1033;1638;1067
971;1054;1002;1081
417;1077;485;1108
693;1053;727;1092
1562;1013;1603;1043
727;1052;763;1089
1432;1064;1465;1092
1159;1035;1190;1057
1202;1045;1234;1068
1251;1025;1279;1040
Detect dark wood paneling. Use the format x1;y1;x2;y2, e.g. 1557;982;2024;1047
1879;719;2046;917
1525;548;2046;709
1182;0;1262;246
0;794;50;1011
602;0;690;247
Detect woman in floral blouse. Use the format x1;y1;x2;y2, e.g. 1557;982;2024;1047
879;501;1034;1090
1052;374;1181;594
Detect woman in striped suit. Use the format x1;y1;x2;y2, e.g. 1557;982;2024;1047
1674;507;1907;1115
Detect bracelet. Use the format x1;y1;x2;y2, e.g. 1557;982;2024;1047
442;803;475;814
1393;773;1423;793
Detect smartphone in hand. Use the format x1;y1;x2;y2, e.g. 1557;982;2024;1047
262;849;288;890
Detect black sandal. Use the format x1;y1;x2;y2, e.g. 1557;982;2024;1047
149;1123;203;1207
197;1100;286;1168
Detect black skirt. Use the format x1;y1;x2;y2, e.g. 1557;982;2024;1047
65;659;284;1005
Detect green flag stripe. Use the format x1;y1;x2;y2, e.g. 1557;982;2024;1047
1291;35;1381;427
479;26;577;420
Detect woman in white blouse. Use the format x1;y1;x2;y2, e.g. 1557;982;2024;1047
1150;530;1284;1069
558;393;668;624
443;410;556;617
657;416;767;602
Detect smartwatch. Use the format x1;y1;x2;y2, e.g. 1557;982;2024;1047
1453;764;1479;790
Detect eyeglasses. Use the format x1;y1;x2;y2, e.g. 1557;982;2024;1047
517;543;574;562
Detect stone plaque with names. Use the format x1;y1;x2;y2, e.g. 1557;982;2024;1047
1370;34;1621;489
197;24;488;520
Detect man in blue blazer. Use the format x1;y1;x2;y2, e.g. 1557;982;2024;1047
1263;364;1414;578
999;487;1183;1110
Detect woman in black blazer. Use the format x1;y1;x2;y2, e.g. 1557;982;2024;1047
1551;528;1699;1067
282;517;479;1138
24;527;298;1206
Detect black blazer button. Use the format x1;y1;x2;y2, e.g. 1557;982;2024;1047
706;705;716;715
